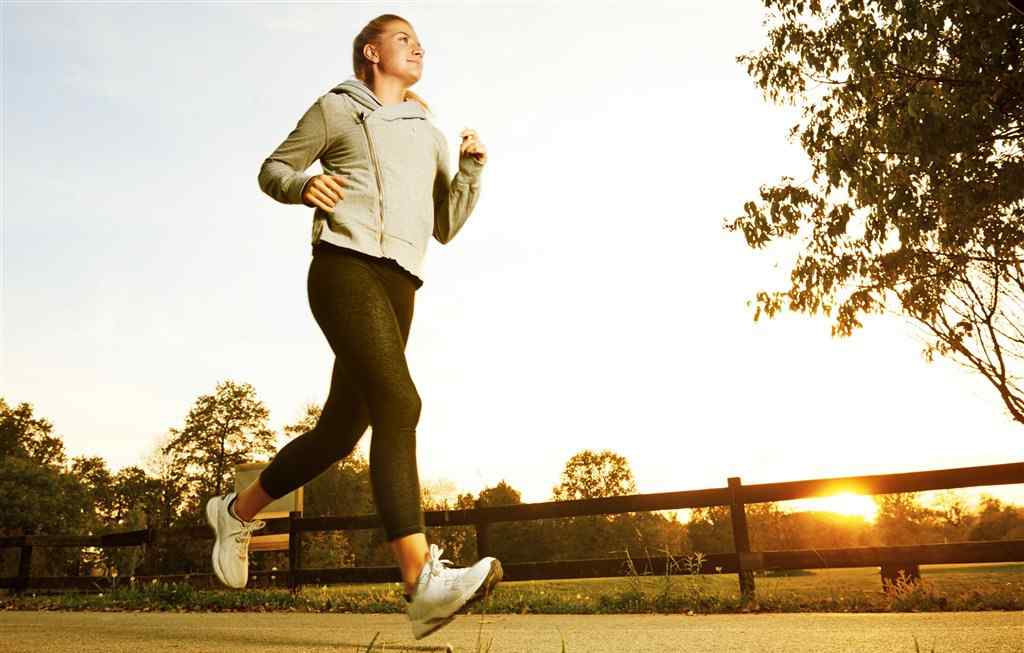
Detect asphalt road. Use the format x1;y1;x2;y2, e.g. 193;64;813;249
1;610;1021;653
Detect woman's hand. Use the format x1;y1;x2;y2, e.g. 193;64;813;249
460;128;487;165
303;174;346;211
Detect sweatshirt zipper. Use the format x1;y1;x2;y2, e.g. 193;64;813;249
357;111;386;247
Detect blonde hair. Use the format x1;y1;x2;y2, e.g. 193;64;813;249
353;14;431;114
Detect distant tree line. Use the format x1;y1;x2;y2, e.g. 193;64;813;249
2;384;1022;580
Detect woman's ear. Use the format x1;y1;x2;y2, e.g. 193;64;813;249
362;42;378;65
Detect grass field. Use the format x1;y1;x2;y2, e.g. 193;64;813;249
3;562;1020;614
308;562;1024;614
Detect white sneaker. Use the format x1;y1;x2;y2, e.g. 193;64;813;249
204;491;265;589
405;543;504;640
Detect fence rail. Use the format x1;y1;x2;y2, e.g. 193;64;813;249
3;461;1023;601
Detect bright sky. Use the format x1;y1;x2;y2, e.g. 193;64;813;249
3;1;1022;522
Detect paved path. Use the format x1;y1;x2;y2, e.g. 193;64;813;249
1;610;1021;652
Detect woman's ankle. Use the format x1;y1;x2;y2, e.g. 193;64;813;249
229;496;253;522
233;480;273;522
391;534;429;587
403;551;429;594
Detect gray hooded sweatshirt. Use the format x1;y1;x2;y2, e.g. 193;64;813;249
257;77;484;286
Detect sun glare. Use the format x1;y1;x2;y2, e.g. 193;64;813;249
792;492;879;522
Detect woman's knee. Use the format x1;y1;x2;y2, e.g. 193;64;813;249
395;383;422;426
371;382;421;429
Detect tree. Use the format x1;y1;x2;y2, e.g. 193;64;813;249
791;510;875;548
141;430;189;528
0;400;92;577
0;456;91;578
282;401;320;438
479;479;522;507
0;457;87;536
133;432;193;575
475;479;544;563
873;491;941;545
423;490;477;566
70;455;115;523
550;449;638;560
551;449;637;501
933;489;978;542
157;381;276;574
163;380;277;509
968;495;1024;540
746;501;801;552
110;466;163;527
687;504;734;554
0;398;66;468
67;455;117;575
724;0;1024;422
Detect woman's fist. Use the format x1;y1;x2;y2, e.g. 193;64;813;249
303;174;346;211
460;128;487;165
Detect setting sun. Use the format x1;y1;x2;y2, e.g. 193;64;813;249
789;493;880;523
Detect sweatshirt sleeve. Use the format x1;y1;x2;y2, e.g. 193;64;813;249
257;99;328;207
432;128;484;244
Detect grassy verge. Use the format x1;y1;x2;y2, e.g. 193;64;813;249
2;560;1021;614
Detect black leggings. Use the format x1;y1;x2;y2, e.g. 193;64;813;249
259;242;426;542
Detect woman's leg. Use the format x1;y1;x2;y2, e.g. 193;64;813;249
246;248;431;589
235;353;371;520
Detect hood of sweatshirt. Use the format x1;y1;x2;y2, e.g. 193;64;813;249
330;77;426;120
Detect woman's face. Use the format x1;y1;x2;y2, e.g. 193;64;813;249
369;21;425;85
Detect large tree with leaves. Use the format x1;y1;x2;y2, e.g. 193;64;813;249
0;397;66;467
0;399;91;577
551;449;637;502
0;400;84;537
726;0;1024;421
475;479;545;563
163;380;277;509
550;449;639;560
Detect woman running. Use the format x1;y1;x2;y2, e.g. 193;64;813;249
204;13;503;640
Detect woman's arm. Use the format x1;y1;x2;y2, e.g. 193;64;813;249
257;100;328;207
432;129;484;244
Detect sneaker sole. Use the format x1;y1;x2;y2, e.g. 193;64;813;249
412;614;456;640
455;558;504;615
411;559;503;640
204;497;230;588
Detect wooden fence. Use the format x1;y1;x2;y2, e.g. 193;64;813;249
2;461;1022;602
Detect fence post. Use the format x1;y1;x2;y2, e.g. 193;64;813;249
15;528;33;595
474;499;490;559
142;523;155;577
475;523;491;560
880;563;921;593
727;477;756;604
288;510;303;593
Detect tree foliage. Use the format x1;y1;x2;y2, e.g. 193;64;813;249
968;494;1024;540
725;0;1024;421
0;399;92;577
872;491;939;544
687;504;735;554
0;397;66;467
163;380;277;507
0;456;87;535
4;393;1021;579
545;450;690;561
0;399;87;537
551;449;637;501
478;479;523;507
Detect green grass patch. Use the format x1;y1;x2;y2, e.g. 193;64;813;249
2;562;1021;614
